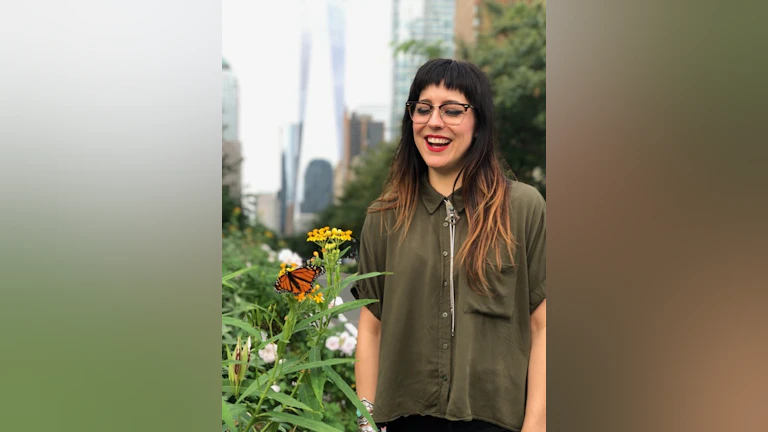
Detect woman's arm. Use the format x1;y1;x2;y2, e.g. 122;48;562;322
522;299;546;432
355;306;381;404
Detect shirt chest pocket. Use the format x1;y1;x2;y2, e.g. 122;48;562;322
462;259;517;320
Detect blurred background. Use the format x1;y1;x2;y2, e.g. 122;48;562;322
222;0;545;260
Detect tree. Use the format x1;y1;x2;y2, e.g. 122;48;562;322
314;141;398;244
468;0;546;195
393;39;451;61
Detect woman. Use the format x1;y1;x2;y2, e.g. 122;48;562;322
352;59;546;432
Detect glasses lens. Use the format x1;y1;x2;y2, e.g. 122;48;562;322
409;103;432;123
440;104;466;125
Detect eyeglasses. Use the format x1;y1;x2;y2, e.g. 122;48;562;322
405;101;474;126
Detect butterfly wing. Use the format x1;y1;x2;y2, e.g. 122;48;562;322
274;263;326;296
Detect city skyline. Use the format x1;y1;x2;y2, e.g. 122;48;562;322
222;0;393;199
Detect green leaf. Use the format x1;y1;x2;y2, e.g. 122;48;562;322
222;266;261;282
235;359;299;402
340;271;391;292
308;347;325;406
281;358;356;375
222;317;262;341
266;390;316;412
297;382;323;421
267;411;342;432
324;366;377;430
221;398;238;432
295;299;378;330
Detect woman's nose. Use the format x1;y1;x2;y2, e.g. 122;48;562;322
427;108;444;128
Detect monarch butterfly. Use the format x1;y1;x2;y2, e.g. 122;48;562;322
274;262;325;296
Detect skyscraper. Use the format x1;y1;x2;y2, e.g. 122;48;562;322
222;57;242;200
291;0;346;232
279;123;301;235
390;0;457;140
335;111;385;200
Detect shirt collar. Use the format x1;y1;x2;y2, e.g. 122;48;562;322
419;175;466;215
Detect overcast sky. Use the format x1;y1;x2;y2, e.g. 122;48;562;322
222;0;393;196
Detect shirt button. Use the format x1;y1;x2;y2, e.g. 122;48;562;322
441;375;448;382
442;312;448;318
443;281;448;287
442;251;448;257
442;343;448;349
443;222;448;227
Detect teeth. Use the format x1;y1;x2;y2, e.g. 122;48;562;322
427;137;451;144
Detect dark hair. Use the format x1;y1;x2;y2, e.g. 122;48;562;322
373;59;515;296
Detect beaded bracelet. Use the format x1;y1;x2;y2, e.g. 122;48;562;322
356;398;375;428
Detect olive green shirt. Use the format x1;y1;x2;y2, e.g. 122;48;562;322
351;178;546;432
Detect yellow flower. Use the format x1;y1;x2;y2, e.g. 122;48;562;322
313;293;324;304
313;251;319;258
233;207;241;216
296;292;306;302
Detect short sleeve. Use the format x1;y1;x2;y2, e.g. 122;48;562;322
350;211;387;320
525;188;546;313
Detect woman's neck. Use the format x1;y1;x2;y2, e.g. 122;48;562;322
427;167;464;197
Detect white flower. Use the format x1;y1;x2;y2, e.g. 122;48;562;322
325;336;340;351
271;384;280;392
340;331;351;341
340;337;357;356
277;248;303;267
329;296;344;309
258;343;277;364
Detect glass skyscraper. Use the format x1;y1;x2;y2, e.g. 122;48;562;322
390;0;457;139
292;0;346;233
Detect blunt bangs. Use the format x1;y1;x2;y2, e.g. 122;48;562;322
409;59;484;108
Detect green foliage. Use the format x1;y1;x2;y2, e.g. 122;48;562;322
314;141;397;243
222;224;388;431
222;209;288;342
393;39;451;60
469;0;547;195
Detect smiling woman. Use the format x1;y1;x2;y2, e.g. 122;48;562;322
351;59;547;432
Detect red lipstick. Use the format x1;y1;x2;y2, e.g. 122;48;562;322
424;135;451;153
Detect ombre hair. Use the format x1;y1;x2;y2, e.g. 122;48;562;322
371;59;515;296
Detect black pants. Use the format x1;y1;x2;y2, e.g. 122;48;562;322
382;415;510;432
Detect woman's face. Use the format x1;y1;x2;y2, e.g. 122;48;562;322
412;83;476;176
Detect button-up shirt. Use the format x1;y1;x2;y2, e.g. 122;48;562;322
351;178;546;431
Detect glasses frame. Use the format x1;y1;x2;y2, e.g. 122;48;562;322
405;101;475;125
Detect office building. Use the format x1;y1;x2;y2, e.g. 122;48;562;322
222;57;242;200
335;112;385;200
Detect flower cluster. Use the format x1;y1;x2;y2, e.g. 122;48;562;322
307;227;353;245
278;262;298;277
325;330;357;356
278;248;303;267
295;283;324;304
258;342;277;364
